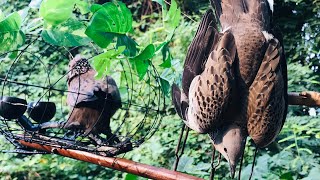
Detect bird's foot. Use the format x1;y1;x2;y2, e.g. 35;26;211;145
105;133;121;147
88;133;106;146
87;133;124;148
63;130;83;141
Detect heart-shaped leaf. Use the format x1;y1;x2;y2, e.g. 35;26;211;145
92;46;126;79
116;35;138;57
40;0;76;25
165;0;181;29
85;1;133;48
41;18;90;47
129;44;155;80
0;12;25;52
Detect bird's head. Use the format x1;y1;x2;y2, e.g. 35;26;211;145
209;124;247;178
67;54;92;82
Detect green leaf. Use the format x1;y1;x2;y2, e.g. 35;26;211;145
75;0;90;14
41;18;91;47
129;44;155;80
85;2;133;48
91;46;125;79
0;12;25;52
159;58;172;68
177;155;194;172
124;173;138;180
155;41;168;52
164;0;181;29
116;35;138;57
131;58;150;80
40;0;76;25
90;4;103;13
0;12;21;32
130;44;155;61
159;41;172;68
85;27;116;48
160;77;170;95
8;51;18;59
280;172;294;180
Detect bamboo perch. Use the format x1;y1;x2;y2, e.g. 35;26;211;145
288;91;320;107
18;140;202;180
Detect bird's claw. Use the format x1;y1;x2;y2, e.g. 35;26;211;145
63;130;83;141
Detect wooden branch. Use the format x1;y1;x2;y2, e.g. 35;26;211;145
11;91;319;180
18;140;202;180
288;91;320;107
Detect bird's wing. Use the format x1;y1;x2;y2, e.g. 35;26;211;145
247;38;286;148
182;9;219;96
67;70;121;110
97;75;122;110
67;70;98;107
186;31;237;133
171;83;183;119
172;9;219;120
272;26;288;129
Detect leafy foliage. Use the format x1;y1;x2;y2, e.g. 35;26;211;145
0;12;25;53
85;2;133;48
41;18;91;47
40;0;76;25
92;46;125;79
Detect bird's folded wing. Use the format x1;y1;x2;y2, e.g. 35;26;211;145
272;26;288;129
186;32;236;133
171;83;183;119
98;76;121;102
247;38;286;148
67;72;98;107
172;9;219;120
182;9;219;96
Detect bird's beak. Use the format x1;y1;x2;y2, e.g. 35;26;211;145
229;163;236;178
224;149;236;178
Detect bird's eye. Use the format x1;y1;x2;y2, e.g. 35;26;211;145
224;148;228;152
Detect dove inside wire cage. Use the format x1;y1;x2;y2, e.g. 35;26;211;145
0;35;166;156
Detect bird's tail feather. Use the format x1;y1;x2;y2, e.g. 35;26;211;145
172;84;185;120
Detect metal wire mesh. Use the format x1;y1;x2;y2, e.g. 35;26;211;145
0;35;165;156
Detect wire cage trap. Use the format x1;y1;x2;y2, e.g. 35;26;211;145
0;35;166;157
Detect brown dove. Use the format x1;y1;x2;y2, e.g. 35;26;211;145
172;9;246;177
213;0;288;148
41;55;122;145
172;0;287;177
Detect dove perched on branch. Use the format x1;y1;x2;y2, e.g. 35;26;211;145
41;55;122;145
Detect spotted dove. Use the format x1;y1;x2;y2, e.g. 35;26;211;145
172;0;287;177
41;55;122;145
